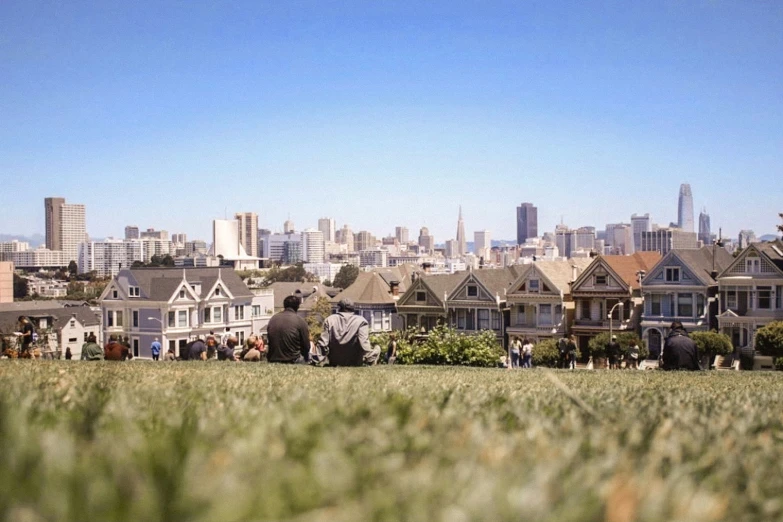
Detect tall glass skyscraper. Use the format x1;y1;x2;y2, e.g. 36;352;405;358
516;202;538;245
698;209;711;245
678;184;694;233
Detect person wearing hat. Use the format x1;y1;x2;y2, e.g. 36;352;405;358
606;335;621;370
267;295;311;364
316;298;380;367
661;321;701;371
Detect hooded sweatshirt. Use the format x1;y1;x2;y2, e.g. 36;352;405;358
317;311;372;366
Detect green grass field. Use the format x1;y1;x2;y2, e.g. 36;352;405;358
1;362;781;522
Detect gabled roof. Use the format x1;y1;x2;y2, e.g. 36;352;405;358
717;240;783;278
0;305;100;333
657;246;734;286
266;282;338;311
331;272;396;306
398;272;465;307
373;264;421;295
510;259;593;295
470;267;523;297
118;267;253;302
602;252;662;290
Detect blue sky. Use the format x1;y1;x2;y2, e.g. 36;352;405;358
1;1;781;244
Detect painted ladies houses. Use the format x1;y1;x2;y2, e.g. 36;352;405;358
506;258;592;343
716;240;783;352
99;267;269;358
640;246;733;359
570;252;661;354
397;267;521;346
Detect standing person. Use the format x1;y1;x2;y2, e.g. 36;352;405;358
104;334;125;361
661;321;701;371
187;336;208;361
386;332;398;364
628;342;640;370
80;333;104;361
17;316;34;357
557;335;570;369
567;335;578;369
521;338;534;368
316;298;380;366
267;295;311;364
64;347;72;360
509;336;522;368
150;337;161;361
606;335;621;370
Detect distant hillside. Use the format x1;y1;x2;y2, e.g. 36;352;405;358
0;233;44;247
759;234;780;242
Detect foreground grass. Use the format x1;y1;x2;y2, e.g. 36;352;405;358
0;363;782;522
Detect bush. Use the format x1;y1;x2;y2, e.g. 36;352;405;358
755;321;783;358
587;332;647;360
691;330;733;358
395;325;504;367
774;357;783;372
531;339;560;368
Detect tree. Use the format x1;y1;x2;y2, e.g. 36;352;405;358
306;296;333;340
262;263;318;286
755;321;783;358
161;255;175;267
67;260;78;278
13;274;29;299
588;331;646;360
332;264;359;289
778;213;783;235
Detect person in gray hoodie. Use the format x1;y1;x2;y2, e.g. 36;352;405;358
316;298;380;366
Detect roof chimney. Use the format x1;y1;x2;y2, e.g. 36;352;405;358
390;281;400;296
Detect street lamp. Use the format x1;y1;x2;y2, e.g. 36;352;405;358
608;302;624;341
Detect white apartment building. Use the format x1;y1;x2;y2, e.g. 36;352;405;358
235;212;259;258
302;229;325;263
303;262;344;283
10;248;67;269
318;218;336;243
359;249;388;269
0;240;30;260
79;239;145;277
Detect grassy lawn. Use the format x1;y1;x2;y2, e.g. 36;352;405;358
1;362;782;522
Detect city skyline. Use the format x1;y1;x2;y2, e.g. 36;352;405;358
1;2;781;242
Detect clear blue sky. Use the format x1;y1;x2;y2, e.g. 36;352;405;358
1;1;781;244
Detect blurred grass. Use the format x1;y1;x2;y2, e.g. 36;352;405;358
0;362;782;522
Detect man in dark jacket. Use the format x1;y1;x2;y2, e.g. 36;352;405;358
662;321;701;371
267;295;310;364
316;298;380;367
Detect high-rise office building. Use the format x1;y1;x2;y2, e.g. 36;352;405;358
445;239;458;259
516;203;538;245
456;206;466;256
738;230;757;249
337;224;354;252
698;209;711;245
678;184;694;233
418;227;434;254
639;228;699;255
140;228;169;241
605;223;634;255
284;219;295;234
354;231;376;252
318;218;336;243
235;212;259;258
44;197;86;263
631;214;651;252
124;226;140;240
301;229;325;263
171;233;187;246
395;226;409;244
474;230;491;259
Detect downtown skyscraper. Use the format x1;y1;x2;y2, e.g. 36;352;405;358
678;183;694;233
44;197;86;263
699;209;712;245
456;206;466;256
516;202;538;245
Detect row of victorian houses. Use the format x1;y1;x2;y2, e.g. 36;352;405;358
7;240;779;361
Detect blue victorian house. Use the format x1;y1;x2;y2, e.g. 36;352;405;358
640;246;733;359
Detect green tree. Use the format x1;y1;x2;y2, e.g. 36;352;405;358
755;321;783;358
161;255;175;267
306;296;333;340
262;263;318;286
587;331;646;360
691;331;733;363
13;274;29;299
67;260;78;277
332;264;359;289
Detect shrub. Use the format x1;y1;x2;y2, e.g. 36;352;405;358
395;325;503;367
691;330;733;358
755;321;783;358
587;332;647;360
531;339;560;368
774;357;783;371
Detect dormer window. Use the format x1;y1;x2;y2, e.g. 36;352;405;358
594;275;607;286
128;286;140;297
112;289;118;299
529;279;540;292
215;287;221;297
179;289;186;299
467;285;478;297
416;291;426;302
746;257;760;273
665;267;680;282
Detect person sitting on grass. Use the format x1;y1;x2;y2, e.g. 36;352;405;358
188;336;208;361
661;321;701;371
316;298;380;367
218;336;238;361
104;334;126;361
267;295;311;364
242;335;264;362
163;347;176;361
80;333;104;361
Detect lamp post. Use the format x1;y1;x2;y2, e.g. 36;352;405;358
608;302;624;342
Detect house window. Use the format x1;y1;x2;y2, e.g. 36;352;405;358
776;286;782;309
70;320;76;328
466;310;475;330
168;311;176;327
179;289;186;299
757;287;772;309
204;308;211;323
373;312;384;331
665;267;680;282
746;257;760;273
84;332;89;341
491;310;501;330
726;289;737;310
116;311;124;327
215;287;221;297
252;305;261;317
383;312;391;331
107;311;114;327
650;294;661;316
580;300;591;320
129;286;140;297
539;304;552;325
529;280;540;292
457;309;466;329
416;291;426;302
178;310;188;327
697;294;705;317
594;275;606;286
68;337;77;343
133;339;139;357
607;299;621;320
132;310;139;328
112;289;118;299
516;306;525;325
213;307;223;323
677;294;693;317
235;331;245;344
477;309;490;330
234;306;245;320
467;285;478;297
